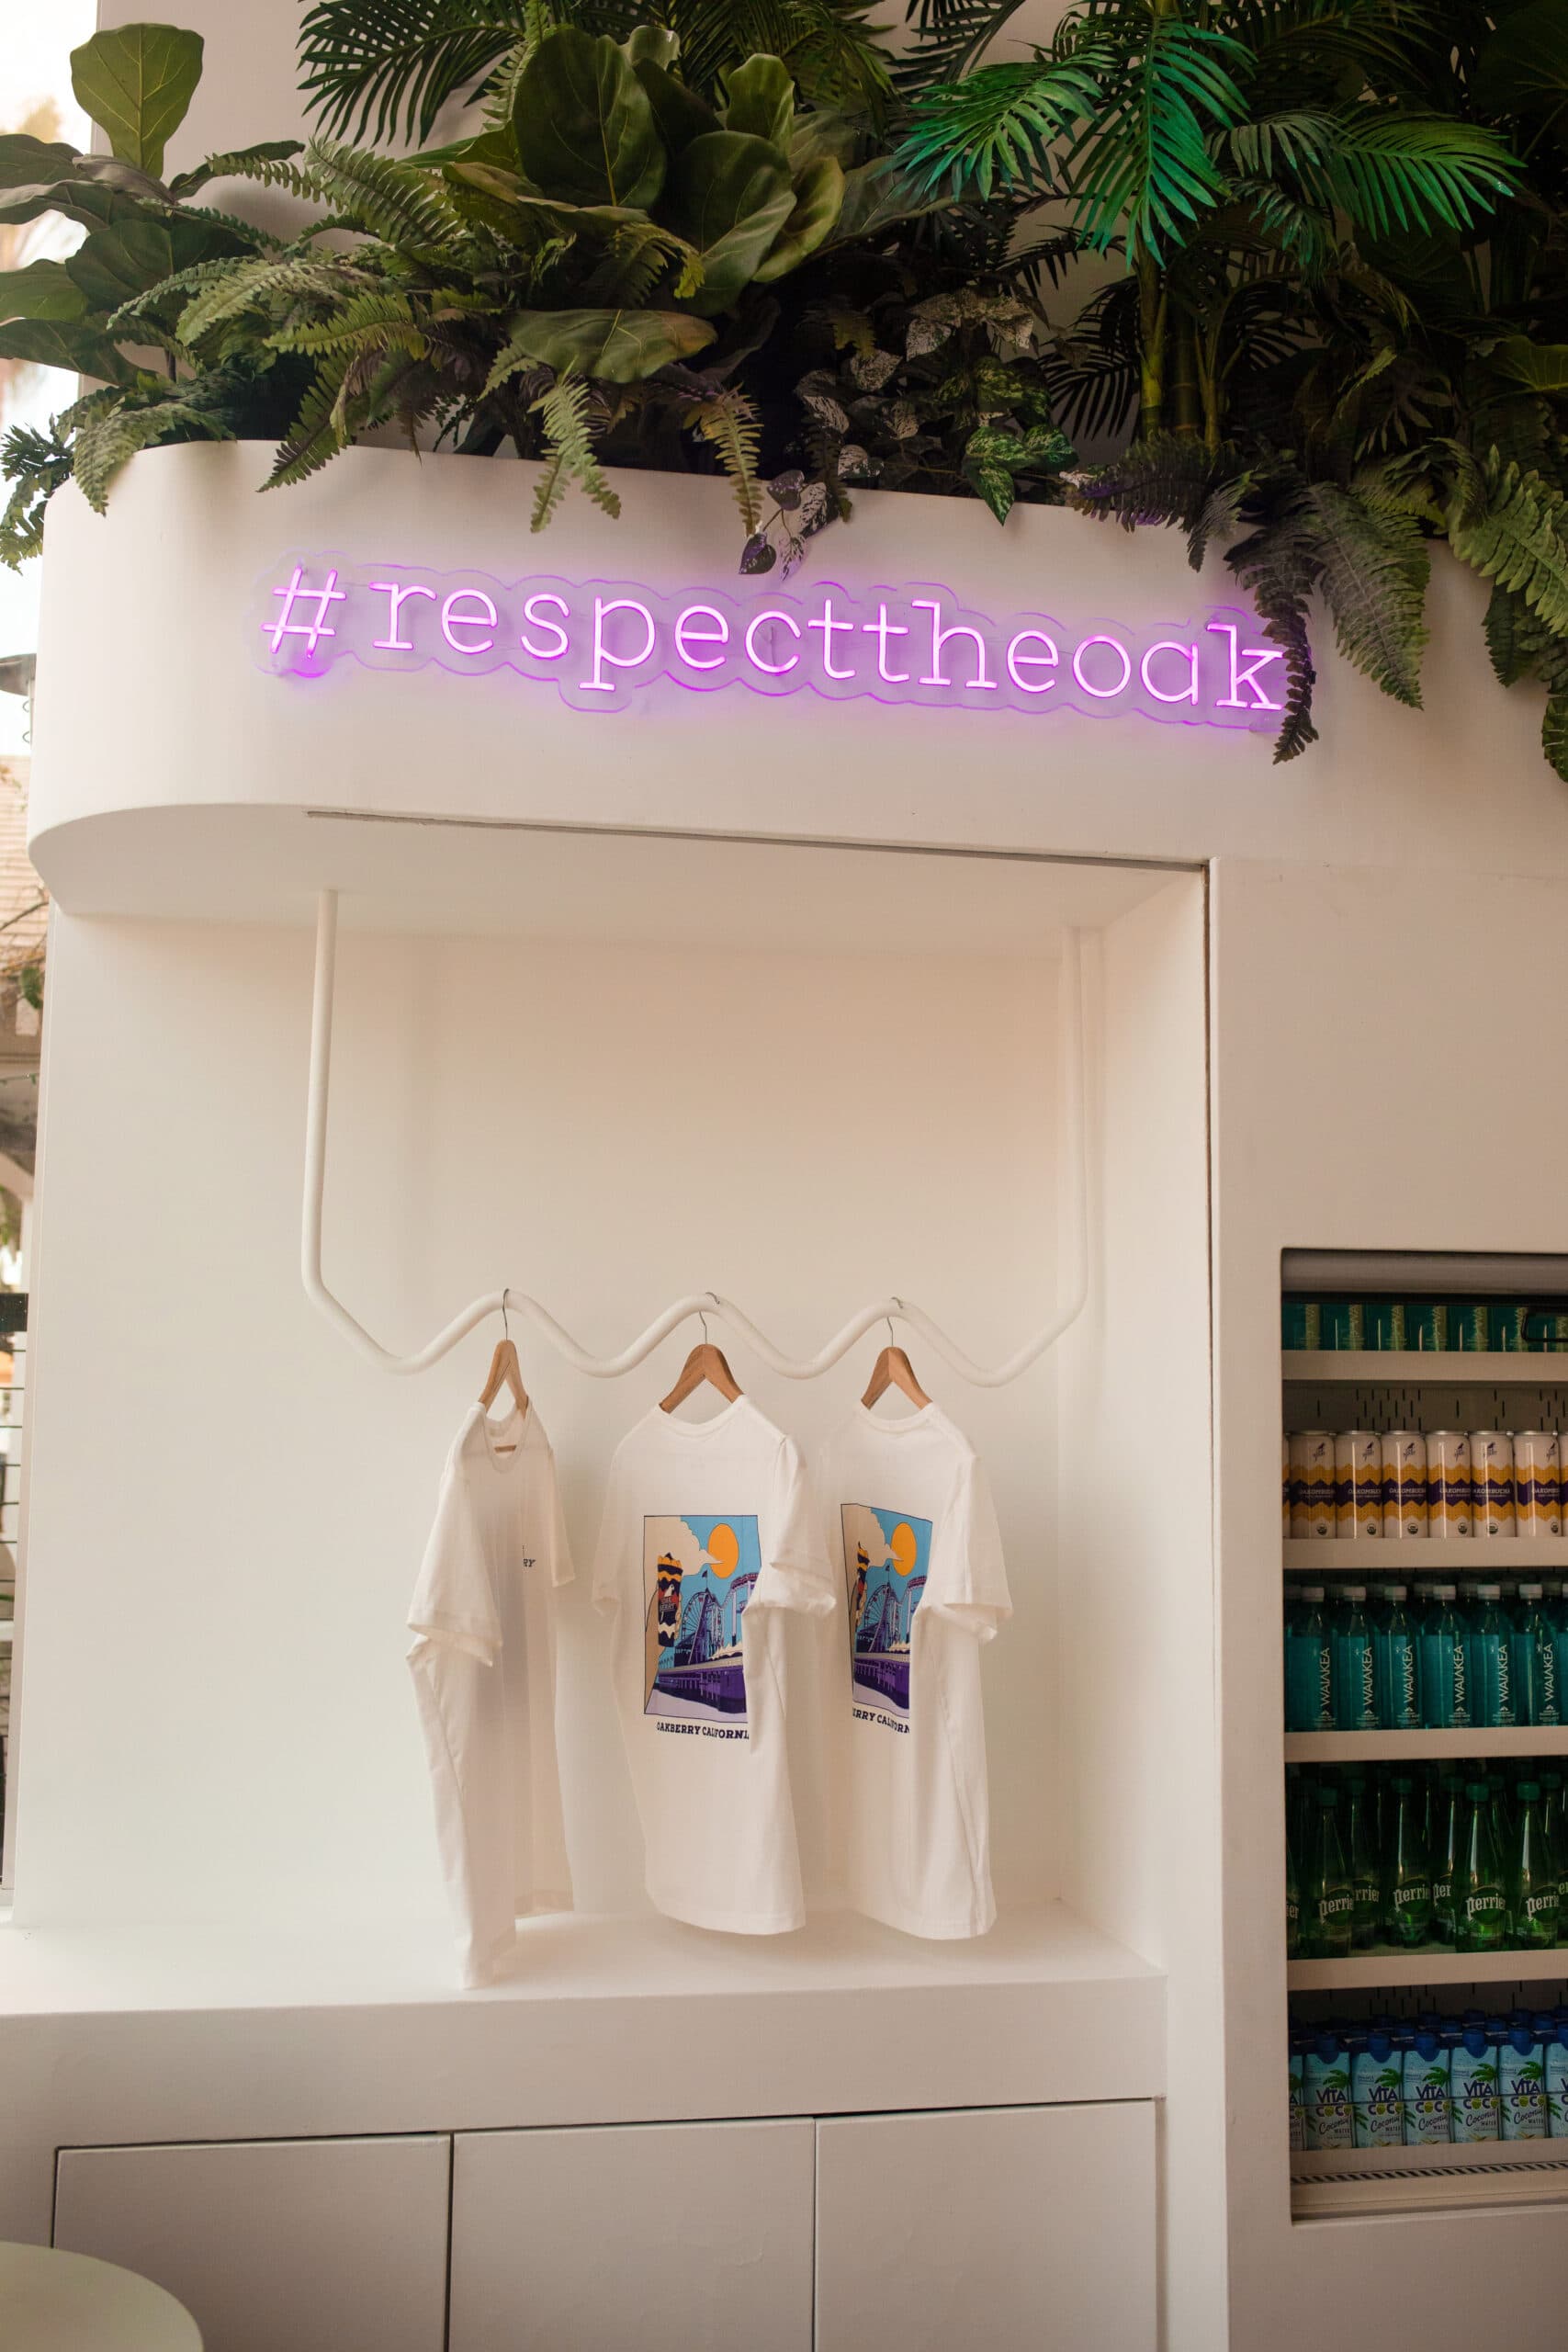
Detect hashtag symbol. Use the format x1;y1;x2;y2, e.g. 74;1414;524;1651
265;564;348;657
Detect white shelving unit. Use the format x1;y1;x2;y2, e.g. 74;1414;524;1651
1290;1947;1568;1991
1284;1351;1568;1384
1283;1537;1568;1570
1292;2143;1568;2220
1285;1727;1568;1761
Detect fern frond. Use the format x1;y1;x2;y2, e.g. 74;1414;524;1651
172;257;371;346
269;288;429;361
682;387;764;531
267;366;354;488
1447;450;1568;636
1224;501;1319;759
528;369;620;528
1306;481;1428;706
72;397;234;514
1067;432;1224;533
303;138;468;257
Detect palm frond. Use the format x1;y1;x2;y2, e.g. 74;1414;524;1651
1315;111;1520;240
1068;18;1256;259
897;54;1104;199
894;0;1031;96
298;0;533;143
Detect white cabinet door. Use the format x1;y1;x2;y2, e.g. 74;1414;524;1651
54;2135;450;2352
816;2102;1156;2352
450;2120;814;2352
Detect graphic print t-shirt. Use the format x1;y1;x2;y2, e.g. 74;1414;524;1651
592;1399;834;1933
818;1404;1010;1939
407;1405;574;1986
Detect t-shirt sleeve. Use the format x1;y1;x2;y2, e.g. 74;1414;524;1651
926;1454;1011;1641
545;1447;576;1589
757;1436;839;1618
407;1454;502;1665
591;1457;624;1618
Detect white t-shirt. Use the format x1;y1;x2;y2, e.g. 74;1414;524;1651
592;1398;834;1933
407;1404;574;1985
818;1404;1010;1939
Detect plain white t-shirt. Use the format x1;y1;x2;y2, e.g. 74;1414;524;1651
407;1404;574;1985
818;1403;1010;1939
592;1397;834;1933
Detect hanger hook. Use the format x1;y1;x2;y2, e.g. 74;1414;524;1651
698;1305;708;1343
501;1286;511;1339
887;1297;903;1349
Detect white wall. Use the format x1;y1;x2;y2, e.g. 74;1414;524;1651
13;904;1065;1928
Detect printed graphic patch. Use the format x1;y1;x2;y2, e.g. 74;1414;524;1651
643;1514;761;1730
843;1503;931;1724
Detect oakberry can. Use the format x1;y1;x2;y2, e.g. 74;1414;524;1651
1382;1430;1428;1539
1427;1431;1473;1538
1513;1431;1562;1536
1494;1303;1529;1353
1291;1430;1337;1539
1525;1309;1568;1352
1470;1430;1517;1537
1282;1432;1292;1537
1336;1430;1382;1539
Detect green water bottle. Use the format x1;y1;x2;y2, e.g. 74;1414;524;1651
1431;1772;1464;1944
1541;1769;1567;1882
1508;1780;1560;1949
1459;1780;1508;1953
1286;1819;1301;1960
1382;1772;1433;1950
1304;1782;1354;1958
1344;1772;1382;1951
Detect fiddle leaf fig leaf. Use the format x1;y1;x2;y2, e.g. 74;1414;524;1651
633;62;717;159
513;28;666;211
0;134;84;190
624;26;681;72
721;57;795;151
70;23;205;177
486;304;716;386
0;260;87;323
753;154;845;280
0;317;143;383
663;130;795;313
66;216;233;318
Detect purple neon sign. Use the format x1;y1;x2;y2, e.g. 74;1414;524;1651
254;552;1287;731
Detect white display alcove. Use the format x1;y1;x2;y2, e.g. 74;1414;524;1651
0;446;1224;2346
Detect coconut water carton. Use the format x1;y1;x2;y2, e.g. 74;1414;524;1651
1402;2031;1452;2144
1352;2030;1404;2148
1304;2033;1353;2150
1289;2034;1305;2152
1450;2026;1501;2143
1501;2018;1549;2140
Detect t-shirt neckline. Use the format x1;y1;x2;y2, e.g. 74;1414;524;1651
853;1400;940;1436
478;1403;529;1471
647;1395;752;1441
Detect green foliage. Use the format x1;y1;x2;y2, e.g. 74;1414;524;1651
70;23;205;177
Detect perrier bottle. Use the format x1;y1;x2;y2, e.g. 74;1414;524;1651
1382;1773;1433;1950
1304;1782;1354;1959
1344;1772;1382;1951
1458;1780;1508;1954
1508;1779;1560;1949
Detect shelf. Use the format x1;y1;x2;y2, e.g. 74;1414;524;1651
1285;1728;1568;1760
1283;1536;1568;1569
1290;1947;1568;1989
1283;1351;1568;1385
1293;2141;1568;2218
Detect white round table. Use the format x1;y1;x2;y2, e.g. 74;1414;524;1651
0;2241;201;2349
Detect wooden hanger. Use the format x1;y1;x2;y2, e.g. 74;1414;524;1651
862;1309;931;1411
479;1290;529;1449
660;1302;742;1414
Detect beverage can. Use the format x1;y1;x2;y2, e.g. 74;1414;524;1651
1290;1430;1336;1539
1365;1301;1405;1351
1494;1303;1529;1352
1406;1302;1449;1351
1320;1300;1364;1351
1514;1430;1562;1536
1526;1309;1568;1353
1281;1299;1321;1351
1381;1430;1427;1539
1449;1301;1491;1352
1471;1430;1517;1538
1427;1430;1472;1538
1282;1432;1292;1539
1336;1430;1382;1540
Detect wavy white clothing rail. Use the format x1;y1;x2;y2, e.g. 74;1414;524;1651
302;888;1088;1386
